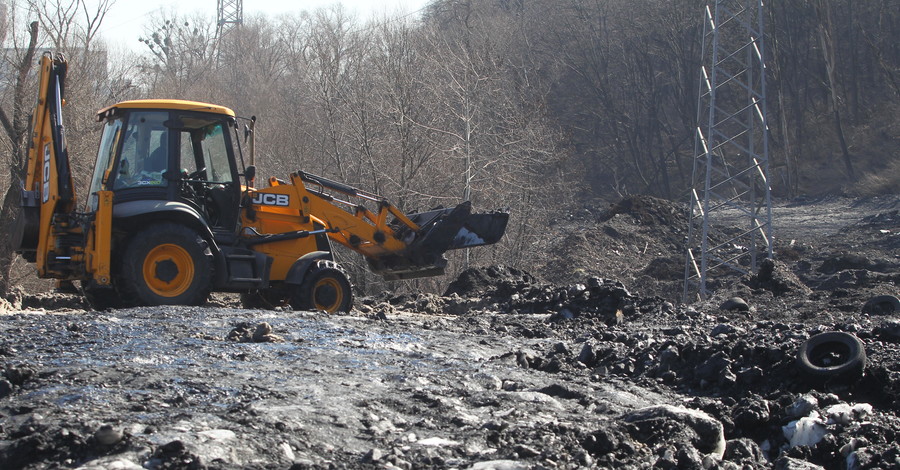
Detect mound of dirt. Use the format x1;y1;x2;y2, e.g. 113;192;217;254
746;259;812;296
599;194;685;226
443;266;539;298
533;195;690;301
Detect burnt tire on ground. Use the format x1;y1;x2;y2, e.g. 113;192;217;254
118;223;213;306
862;295;900;316
290;260;352;313
796;331;866;380
720;297;750;312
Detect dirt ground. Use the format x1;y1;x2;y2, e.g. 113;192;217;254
0;195;898;469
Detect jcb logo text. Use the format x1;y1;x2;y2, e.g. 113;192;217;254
252;193;290;207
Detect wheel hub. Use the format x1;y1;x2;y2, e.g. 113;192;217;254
155;259;179;284
314;282;339;309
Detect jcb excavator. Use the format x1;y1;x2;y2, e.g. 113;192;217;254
13;53;507;312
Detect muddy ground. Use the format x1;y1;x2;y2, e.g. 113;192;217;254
0;195;898;469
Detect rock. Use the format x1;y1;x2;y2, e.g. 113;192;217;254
623;405;726;458
775;456;826;470
147;440;203;469
786;395;819;418
513;444;539;458
658;345;680;372
472;372;503;390
363;448;383;463
577;343;596;366
0;379;13;399
582;428;623;455
737;366;764;385
694;351;733;383
94;425;123;446
724;438;766;464
875;320;900;342
733;398;770;428
252;322;273;340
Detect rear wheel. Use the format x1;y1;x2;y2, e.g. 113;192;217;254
119;223;212;306
290;260;352;313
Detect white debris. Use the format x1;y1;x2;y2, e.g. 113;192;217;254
468;460;531;470
826;403;873;425
418;437;461;447
783;414;828;447
280;442;295;461
198;429;236;440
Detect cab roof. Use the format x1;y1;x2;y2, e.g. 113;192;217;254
96;99;235;119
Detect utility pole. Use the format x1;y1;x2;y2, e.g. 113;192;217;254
684;0;773;302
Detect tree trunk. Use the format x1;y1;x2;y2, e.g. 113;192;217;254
816;1;855;179
0;185;23;298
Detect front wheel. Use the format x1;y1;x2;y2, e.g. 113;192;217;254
118;223;213;306
290;260;352;313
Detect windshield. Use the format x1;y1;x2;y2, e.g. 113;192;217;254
112;111;169;190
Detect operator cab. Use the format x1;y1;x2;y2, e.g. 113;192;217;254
89;100;243;237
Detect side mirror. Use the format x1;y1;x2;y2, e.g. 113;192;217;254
244;165;256;185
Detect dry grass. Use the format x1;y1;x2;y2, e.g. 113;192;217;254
847;153;900;197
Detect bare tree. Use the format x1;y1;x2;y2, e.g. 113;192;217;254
0;16;39;298
815;0;855;180
138;12;217;98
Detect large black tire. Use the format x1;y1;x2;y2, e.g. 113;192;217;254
862;295;900;316
796;331;866;380
290;260;352;313
118;223;213;306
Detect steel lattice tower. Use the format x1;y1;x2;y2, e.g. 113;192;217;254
216;0;243;40
684;0;773;301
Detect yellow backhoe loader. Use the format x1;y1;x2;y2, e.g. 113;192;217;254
13;53;507;312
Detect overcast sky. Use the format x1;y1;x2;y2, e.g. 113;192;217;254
87;0;431;51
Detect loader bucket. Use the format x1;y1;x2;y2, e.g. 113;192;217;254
368;201;509;281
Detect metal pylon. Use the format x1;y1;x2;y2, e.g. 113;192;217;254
684;0;773;302
216;0;243;41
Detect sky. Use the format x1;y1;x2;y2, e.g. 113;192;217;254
88;0;432;52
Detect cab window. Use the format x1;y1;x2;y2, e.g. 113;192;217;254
183;122;233;183
113;111;169;190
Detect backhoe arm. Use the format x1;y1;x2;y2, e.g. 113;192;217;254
246;171;508;281
15;53;112;284
16;53;78;276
